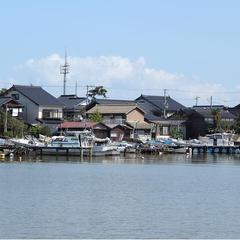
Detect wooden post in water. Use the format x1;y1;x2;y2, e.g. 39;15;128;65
80;148;83;161
89;147;92;162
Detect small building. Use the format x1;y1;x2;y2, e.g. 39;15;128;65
58;121;110;139
169;106;237;139
126;121;152;141
0;96;23;119
86;100;145;124
135;94;186;138
3;85;64;132
58;94;86;121
86;99;152;141
106;124;132;142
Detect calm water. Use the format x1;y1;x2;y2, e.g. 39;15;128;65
1;154;240;238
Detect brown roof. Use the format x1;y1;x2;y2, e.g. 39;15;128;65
58;121;109;129
126;121;152;129
87;104;143;115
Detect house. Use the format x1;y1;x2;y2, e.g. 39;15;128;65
126;121;152;141
135;94;186;119
135;94;186;138
229;104;240;117
169;105;237;139
86;99;152;141
86;99;145;124
3;85;64;132
58;94;86;121
0;96;23;119
58;121;110;139
107;124;132;141
86;99;136;111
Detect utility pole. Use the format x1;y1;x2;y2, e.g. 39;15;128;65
210;96;213;108
86;85;89;105
60;49;70;95
195;96;200;106
163;89;168;119
75;81;78;96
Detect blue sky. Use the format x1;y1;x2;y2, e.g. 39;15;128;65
1;0;240;106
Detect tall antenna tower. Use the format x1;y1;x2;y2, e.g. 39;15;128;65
60;49;70;95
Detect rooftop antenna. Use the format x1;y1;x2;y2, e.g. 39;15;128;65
60;48;70;95
163;89;169;119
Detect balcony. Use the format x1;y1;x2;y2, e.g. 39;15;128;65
103;118;126;125
42;109;62;120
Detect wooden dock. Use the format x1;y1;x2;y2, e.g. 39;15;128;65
190;145;240;154
29;146;93;159
0;145;93;160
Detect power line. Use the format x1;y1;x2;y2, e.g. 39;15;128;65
38;84;240;94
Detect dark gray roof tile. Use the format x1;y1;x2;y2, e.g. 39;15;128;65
12;85;64;106
58;95;85;108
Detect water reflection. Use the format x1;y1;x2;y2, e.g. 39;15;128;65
3;152;240;166
1;152;240;238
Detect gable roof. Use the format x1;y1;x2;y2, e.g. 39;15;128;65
87;104;144;115
58;95;86;108
136;94;186;112
58;121;109;129
93;98;135;105
193;107;237;119
9;85;64;106
0;96;23;108
126;121;152;129
0;96;16;106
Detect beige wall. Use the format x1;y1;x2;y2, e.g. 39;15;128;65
126;109;144;122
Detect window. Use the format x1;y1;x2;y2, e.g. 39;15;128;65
42;109;62;119
11;94;19;100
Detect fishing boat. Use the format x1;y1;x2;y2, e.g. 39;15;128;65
163;146;188;154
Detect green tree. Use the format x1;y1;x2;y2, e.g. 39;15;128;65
0;88;7;95
211;109;221;131
170;127;183;139
88;109;103;123
88;86;107;101
30;125;51;137
0;109;28;137
232;115;240;133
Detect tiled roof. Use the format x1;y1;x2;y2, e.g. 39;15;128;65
126;121;152;129
59;121;104;129
58;95;85;108
0;96;22;107
94;98;135;105
58;121;110;129
0;96;14;106
11;85;64;106
193;108;237;119
87;105;142;114
136;94;186;111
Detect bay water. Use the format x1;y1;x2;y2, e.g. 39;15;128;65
0;154;240;238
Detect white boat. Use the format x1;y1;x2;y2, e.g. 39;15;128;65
89;137;120;156
44;132;120;156
199;132;234;146
113;141;134;153
163;146;188;154
10;131;120;157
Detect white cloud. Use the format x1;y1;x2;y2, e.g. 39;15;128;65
12;54;239;107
